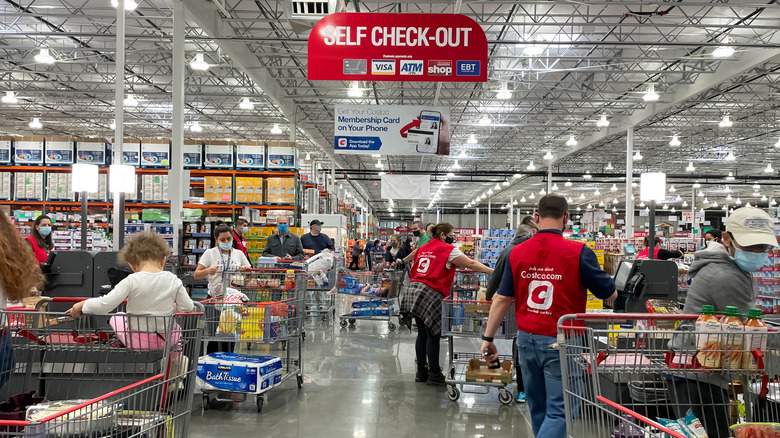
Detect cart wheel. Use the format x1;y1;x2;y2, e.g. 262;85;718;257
202;394;209;411
348;318;356;325
339;319;348;328
388;322;396;331
447;385;460;402
256;396;264;413
499;388;513;405
297;375;303;389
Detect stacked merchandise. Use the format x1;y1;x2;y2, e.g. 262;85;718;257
50;228;110;251
124;224;145;246
204;176;233;203
266;141;298;170
45;173;74;201
753;247;780;313
197;353;283;395
477;229;515;269
88;174;108;201
266;177;295;205
149;224;174;249
182;221;212;260
235;177;265;203
0;171;11;200
140;175;169;202
14;172;44;200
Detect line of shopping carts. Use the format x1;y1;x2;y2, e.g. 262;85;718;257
336;266;404;332
0;298;203;437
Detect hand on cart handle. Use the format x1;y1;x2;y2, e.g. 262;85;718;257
239;266;251;272
276;254;293;262
65;301;85;319
207;266;219;276
481;340;498;363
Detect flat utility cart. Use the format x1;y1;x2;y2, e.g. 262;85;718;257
0;300;203;437
440;295;517;405
198;268;305;413
336;269;402;331
557;312;780;438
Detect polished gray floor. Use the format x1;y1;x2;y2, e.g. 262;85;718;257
189;317;534;438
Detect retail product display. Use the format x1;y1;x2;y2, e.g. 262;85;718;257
204;176;233;203
235;177;264;203
51;228;110;251
477;229;515;268
266;141;298;170
183;140;203;168
118;138;141;166
236;140;265;169
141;175;169;202
13;137;44;165
44;137;74;165
0;136;12;164
140;138;170;167
266;177;295;205
204;141;234;168
0;171;12;200
14;171;44;200
75;138;108;165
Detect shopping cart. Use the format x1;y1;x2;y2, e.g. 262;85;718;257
198;268;305;413
305;268;336;321
0;301;203;436
441;291;517;405
336;269;402;331
557;312;780;438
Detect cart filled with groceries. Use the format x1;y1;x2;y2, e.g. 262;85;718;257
336;269;402;331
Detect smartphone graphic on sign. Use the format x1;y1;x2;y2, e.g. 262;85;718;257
409;110;441;154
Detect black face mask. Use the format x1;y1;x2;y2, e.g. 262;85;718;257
412;230;421;237
444;236;455;244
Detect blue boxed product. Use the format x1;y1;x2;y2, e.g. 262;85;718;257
339;277;361;295
196;353;283;394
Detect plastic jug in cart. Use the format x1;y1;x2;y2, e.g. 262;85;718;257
742;308;767;370
611;414;645;438
720;305;744;370
695;304;722;368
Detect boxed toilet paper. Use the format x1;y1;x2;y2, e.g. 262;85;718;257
197;353;283;394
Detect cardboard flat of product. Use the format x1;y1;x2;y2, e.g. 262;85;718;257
466;359;512;384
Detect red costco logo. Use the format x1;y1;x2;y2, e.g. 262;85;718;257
428;60;452;76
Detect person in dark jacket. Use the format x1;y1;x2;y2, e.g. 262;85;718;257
385;235;410;269
363;239;374;271
262;217;305;261
349;241;361;270
485;216;537;404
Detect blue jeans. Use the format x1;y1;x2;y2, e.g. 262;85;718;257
516;330;566;438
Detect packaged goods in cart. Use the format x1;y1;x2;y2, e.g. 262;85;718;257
679;410;709;438
350;299;393;317
742;308;768;370
26;400;115;435
611;414;648;438
646;299;683;329
465;359;512;384
339;276;361;295
197;353;283;394
695;305;723;368
731;423;780;438
657;417;690;438
720;305;744;370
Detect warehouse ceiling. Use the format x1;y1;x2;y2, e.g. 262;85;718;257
1;0;780;218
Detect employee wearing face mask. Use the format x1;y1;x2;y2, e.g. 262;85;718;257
26;215;54;263
300;219;335;254
231;218;249;259
262;216;305;261
400;222;493;386
194;224;252;297
402;221;432;265
668;207;778;437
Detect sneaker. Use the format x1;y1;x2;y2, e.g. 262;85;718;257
516;391;527;403
427;372;446;386
415;364;429;383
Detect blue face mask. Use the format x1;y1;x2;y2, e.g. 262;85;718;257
242;227;248;234
733;248;769;273
39;226;51;236
218;242;232;251
278;224;289;233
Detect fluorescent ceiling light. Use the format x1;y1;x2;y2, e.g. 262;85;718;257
527;161;536;171
239;97;254;110
2;91;18;104
686;162;696;172
605;162;614;170
643;83;659;102
348;81;363;97
565;180;572;187
566;135;577;147
123;94;138;107
724;151;735;161
669;134;681;147
713;37;736;58
765;163;774;173
478;114;492;125
496;84;512;100
270;124;283;134
726;172;735;181
111;0;138;11
189;53;209;71
543;150;553;161
633;150;643;161
719;114;733;128
190;121;203;132
34;48;55;64
467;134;477;144
596;114;610;128
28;117;42;130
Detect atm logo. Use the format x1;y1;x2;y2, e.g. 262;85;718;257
399;60;424;75
371;60;396;75
428;60;452;76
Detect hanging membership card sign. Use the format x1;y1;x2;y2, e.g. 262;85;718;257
308;13;487;82
334;104;450;155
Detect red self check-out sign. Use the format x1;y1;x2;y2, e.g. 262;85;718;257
307;13;488;82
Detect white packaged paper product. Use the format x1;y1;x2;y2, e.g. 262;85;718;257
14;139;44;165
141;140;170;167
266;145;298;170
0;138;11;164
76;139;107;165
196;353;283;394
45;138;74;165
236;142;265;169
120;139;141;166
26;399;115;436
204;143;234;168
183;142;202;168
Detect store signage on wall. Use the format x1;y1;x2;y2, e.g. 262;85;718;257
308;13;488;82
334;104;450;155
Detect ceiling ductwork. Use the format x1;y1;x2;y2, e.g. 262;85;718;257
284;0;341;34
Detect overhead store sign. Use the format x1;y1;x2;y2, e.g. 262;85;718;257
308;13;487;82
334;104;450;155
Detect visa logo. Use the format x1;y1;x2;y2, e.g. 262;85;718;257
372;60;395;75
399;60;423;75
457;61;480;76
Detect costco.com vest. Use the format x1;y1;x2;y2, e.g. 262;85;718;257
410;238;458;296
508;232;587;337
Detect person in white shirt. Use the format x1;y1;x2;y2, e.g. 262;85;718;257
194;224;252;297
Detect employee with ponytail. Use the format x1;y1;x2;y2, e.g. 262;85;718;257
26;215;53;263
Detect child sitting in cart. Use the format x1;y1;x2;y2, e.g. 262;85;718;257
66;231;194;351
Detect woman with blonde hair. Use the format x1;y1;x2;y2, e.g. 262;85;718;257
0;211;43;309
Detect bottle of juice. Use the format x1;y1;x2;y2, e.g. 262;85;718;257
720;306;744;370
695;305;722;368
741;308;768;370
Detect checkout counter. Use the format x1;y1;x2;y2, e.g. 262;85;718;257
41;250;128;311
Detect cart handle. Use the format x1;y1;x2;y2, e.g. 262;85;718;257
561;313;699;322
243;268;301;273
596;396;688;438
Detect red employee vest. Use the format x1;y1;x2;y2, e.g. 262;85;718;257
410;238;458;296
232;231;248;259
508;232;587;337
26;235;48;263
636;247;660;260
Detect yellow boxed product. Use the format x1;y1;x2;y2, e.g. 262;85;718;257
240;306;265;341
204;176;217;203
254;178;265;203
222;177;233;203
236;177;246;203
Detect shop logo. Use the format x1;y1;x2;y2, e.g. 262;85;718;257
456;61;480;76
336;138;348;148
428;60;452;76
371;59;396;75
527;280;554;311
400;60;424;75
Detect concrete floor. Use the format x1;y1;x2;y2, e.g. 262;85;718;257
189;317;535;438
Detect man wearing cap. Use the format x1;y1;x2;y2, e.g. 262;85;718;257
669;207;779;437
300;219;335;254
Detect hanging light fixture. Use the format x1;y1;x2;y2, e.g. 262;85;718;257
594;189;601;196
270;124;283;135
612;198;619;204
612;206;617;213
527;161;536;171
775;137;780;148
583;171;592;180
543;150;553;161
605;162;614;170
610;184;617;192
633;150;643;161
726;194;733;201
724;151;736;161
746;202;752;208
523;41;544;57
772;199;777;206
693;181;701;189
552;183;559;191
28;117;42;130
458;150;468;159
639;201;646;207
587;203;593;209
34;48;55;64
643;83;659;102
452;160;461;170
669;185;676;193
576;206;581;212
348;81;363;97
686;162;696;172
566;135;577;147
2;91;18;104
190;121;203;133
189;53;209;71
304;152;311;161
682;201;688;207
703;198;709;204
765;163;775;174
111;0;138;11
513;173;521;179
724;185;732;193
676;195;682;202
539;188;546;195
239;97;254;110
669;134;681;147
579;193;585;200
467;134;478;144
487;188;494;195
374;158;383;168
110;119;116;130
512;199;518;205
698;191;704;198
565;179;573;187
754;190;761;197
671;207;676;213
123;94;138;107
596;114;610;128
478;114;492;125
529;193;536;200
521;196;527;202
761;194;768;201
719;114;733;128
662;204;669;210
726;172;735;181
713;37;736;58
496;83;512;100
736;197;742;205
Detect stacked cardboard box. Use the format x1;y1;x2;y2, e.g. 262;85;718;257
88;174;108;201
46;172;74;201
14;172;44;200
0;172;12;200
141;175;169;202
266;141;298;170
266;177;295;204
204;176;233;203
235;177;265;203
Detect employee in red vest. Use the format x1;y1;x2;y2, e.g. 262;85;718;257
481;195;617;437
231;218;249;260
400;222;493;386
26;215;53;263
637;236;684;260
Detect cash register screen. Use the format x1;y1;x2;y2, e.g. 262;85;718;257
614;261;634;292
